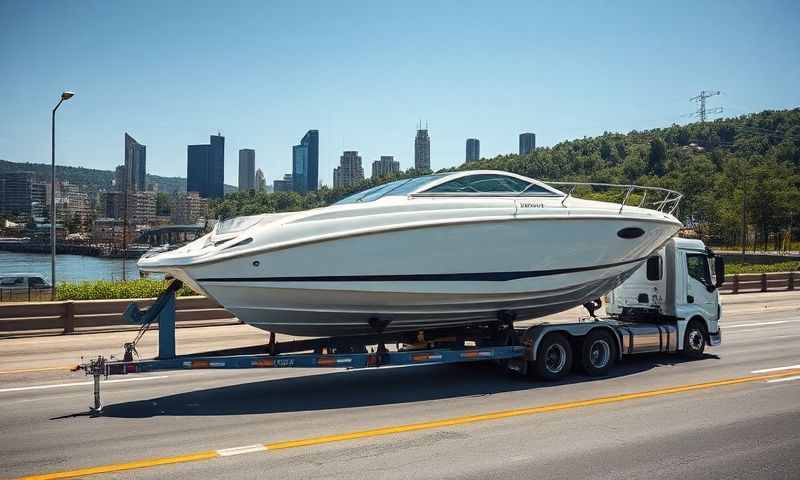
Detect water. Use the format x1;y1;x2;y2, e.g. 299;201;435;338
0;251;143;283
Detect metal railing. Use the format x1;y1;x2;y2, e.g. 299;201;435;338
545;181;683;215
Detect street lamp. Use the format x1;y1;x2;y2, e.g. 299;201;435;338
51;91;75;300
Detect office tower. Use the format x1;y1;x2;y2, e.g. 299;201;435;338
466;138;480;162
333;151;364;188
187;133;225;199
414;125;431;171
273;174;294;192
292;144;309;193
519;132;536;156
255;168;266;192
291;130;318;192
0;172;36;219
371;155;400;179
124;133;146;191
238;149;256;192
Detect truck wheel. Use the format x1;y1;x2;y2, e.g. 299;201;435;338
580;330;616;376
682;321;706;359
533;333;573;381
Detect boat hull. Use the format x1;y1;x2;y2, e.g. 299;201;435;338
164;216;679;336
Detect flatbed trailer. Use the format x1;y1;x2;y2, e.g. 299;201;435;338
78;238;724;414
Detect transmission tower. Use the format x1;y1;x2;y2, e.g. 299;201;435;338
689;90;722;122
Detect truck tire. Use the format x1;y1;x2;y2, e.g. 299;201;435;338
682;320;706;359
580;330;616;376
532;333;573;381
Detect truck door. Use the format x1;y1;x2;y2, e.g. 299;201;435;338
685;252;717;324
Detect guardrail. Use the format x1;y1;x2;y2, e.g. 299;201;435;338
719;272;797;294
545;181;683;214
0;287;53;303
0;296;237;335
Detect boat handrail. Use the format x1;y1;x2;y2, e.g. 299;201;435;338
544;181;683;215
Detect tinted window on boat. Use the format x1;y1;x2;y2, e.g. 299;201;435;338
424;174;551;194
335;175;445;204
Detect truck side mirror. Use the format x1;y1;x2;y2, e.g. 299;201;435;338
714;257;725;287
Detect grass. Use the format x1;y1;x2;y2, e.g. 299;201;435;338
56;279;197;301
725;261;799;275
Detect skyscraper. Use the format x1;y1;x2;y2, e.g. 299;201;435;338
124;133;146;191
255;168;266;192
333;151;364;188
519;132;536;156
238;149;256;192
187;133;225;199
0;172;36;219
371;155;400;179
291;130;318;192
466;138;480;162
414;125;431;171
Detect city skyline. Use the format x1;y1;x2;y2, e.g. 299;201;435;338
2;2;799;186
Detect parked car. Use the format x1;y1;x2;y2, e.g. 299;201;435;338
0;274;52;302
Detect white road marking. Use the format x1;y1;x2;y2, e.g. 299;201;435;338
217;444;268;456
751;364;800;374
767;375;800;384
0;375;169;393
725;320;791;329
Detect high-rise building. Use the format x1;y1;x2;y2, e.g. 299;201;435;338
414;126;431;171
238;149;256;192
124;133;147;191
0;172;36;219
291;130;319;192
371;155;400;179
333;151;364;188
466;138;480;162
273;174;294;192
292;144;309;193
171;192;209;225
519;132;536;156
187;133;225;199
255;168;266;192
53;181;91;223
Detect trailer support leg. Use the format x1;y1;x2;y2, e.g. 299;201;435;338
268;332;276;356
157;291;176;360
90;372;102;415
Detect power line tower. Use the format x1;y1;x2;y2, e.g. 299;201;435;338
689;90;723;122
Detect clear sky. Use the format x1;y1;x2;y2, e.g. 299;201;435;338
1;0;799;187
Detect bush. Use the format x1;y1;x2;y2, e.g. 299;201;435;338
725;261;799;274
56;279;198;301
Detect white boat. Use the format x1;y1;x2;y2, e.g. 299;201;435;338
138;170;683;336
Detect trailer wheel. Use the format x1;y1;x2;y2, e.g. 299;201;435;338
580;330;616;376
682;320;706;359
533;333;573;381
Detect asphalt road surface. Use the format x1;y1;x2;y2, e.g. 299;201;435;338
1;291;798;480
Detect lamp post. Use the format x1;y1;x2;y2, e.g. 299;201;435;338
51;91;75;300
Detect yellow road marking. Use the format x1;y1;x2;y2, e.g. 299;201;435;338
0;366;72;375
16;368;800;480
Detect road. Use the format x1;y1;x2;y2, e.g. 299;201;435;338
1;291;798;480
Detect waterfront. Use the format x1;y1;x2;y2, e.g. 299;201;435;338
0;251;141;283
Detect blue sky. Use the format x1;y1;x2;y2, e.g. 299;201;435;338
1;0;799;187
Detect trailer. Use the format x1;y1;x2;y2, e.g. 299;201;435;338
79;238;725;414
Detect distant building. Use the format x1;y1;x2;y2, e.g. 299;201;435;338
255;168;266;192
0;172;37;219
114;165;126;190
371;155;400;179
92;218;134;245
238;149;256;192
53;181;91;224
290;130;319;193
124;133;147;191
333;151;364;188
519;132;536;156
171;192;208;225
414;126;431;171
187;133;225;199
100;191;157;225
273;174;294;192
292;144;309;193
466;138;480;162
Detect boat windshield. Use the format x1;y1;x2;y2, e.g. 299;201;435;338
335;175;446;204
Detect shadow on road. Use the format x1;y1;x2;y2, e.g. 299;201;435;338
86;353;719;419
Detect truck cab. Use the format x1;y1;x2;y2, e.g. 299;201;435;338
606;238;724;352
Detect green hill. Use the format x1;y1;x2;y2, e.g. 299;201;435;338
211;109;800;250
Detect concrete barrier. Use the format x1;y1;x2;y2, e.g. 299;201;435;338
0;296;237;335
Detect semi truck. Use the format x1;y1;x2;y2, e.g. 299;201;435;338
80;237;724;412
